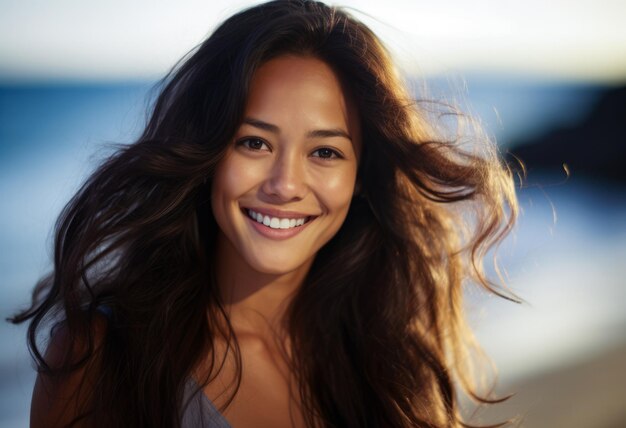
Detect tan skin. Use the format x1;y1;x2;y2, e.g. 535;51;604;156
31;55;361;427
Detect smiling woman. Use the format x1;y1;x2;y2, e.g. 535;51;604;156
212;56;360;276
10;1;518;427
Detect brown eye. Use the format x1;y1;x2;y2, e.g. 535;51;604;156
312;147;341;159
237;138;269;151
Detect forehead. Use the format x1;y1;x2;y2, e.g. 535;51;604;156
244;55;361;145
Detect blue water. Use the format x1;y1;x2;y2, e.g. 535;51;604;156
0;83;153;426
0;79;624;426
425;74;601;146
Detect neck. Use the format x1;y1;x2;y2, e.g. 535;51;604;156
214;232;312;341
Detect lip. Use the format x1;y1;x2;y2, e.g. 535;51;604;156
242;207;317;240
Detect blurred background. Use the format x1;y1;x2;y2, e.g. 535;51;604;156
1;1;625;426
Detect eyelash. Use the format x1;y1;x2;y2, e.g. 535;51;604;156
236;137;269;151
235;137;343;160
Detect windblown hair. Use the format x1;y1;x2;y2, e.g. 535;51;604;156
11;1;518;427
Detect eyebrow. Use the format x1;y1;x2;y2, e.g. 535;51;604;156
243;117;352;141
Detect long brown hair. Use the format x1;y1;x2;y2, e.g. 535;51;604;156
11;1;518;426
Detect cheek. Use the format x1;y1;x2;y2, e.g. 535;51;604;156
316;168;357;213
212;155;264;202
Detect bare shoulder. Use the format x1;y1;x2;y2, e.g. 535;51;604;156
30;313;108;428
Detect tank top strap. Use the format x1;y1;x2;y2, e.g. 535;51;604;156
182;377;232;428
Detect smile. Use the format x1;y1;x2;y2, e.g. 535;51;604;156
245;208;311;229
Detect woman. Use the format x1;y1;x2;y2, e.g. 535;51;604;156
12;0;518;427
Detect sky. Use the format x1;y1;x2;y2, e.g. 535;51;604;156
1;0;625;82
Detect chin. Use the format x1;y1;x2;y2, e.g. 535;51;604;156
245;251;312;276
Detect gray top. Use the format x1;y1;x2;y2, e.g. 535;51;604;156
181;378;232;428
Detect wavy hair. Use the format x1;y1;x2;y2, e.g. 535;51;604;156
11;1;518;427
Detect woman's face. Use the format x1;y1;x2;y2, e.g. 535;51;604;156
211;55;361;275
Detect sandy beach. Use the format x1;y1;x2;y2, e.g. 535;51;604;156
473;340;626;427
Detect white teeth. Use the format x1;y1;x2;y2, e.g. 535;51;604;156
247;209;309;230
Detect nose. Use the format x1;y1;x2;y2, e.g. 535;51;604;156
261;152;308;202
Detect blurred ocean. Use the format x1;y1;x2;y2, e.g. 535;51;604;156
1;79;625;427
